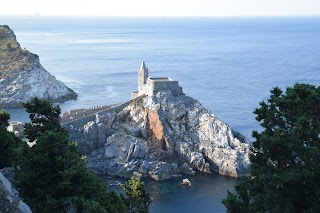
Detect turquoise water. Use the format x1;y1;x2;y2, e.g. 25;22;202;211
105;173;237;213
2;16;320;212
146;174;237;213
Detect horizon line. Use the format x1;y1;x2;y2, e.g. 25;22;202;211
1;14;320;18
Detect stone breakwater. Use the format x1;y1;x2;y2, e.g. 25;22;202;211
63;92;250;180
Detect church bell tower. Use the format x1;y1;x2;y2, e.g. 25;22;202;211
138;61;148;87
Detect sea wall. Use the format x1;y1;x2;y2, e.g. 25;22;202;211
62;98;136;142
61;105;115;123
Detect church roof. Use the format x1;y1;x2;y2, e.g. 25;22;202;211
140;61;147;70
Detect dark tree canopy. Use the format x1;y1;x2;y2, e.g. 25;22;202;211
0;109;10;127
0;110;20;168
223;83;320;213
16;98;126;213
23;97;62;141
16;130;125;212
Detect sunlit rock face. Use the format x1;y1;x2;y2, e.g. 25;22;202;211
65;91;250;180
0;25;77;108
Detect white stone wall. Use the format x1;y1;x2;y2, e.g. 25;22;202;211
146;79;183;96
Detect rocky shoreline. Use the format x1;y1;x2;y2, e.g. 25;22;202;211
0;25;77;108
1;24;250;181
63;91;251;181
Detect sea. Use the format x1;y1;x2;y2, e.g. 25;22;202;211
1;15;320;212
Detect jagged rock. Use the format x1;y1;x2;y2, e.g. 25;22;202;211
102;112;116;128
80;121;107;153
133;171;143;178
179;163;196;175
141;91;250;177
141;160;151;170
0;25;77;108
66;91;250;179
0;171;32;213
0;167;15;184
148;162;173;181
123;170;133;179
190;152;211;173
104;145;116;159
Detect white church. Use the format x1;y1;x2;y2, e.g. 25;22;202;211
131;62;183;99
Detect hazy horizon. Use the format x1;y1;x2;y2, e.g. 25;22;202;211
1;0;320;17
2;14;320;18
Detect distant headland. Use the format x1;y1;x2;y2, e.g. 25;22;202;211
0;25;77;108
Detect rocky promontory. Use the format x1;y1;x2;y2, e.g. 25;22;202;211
0;25;77;108
63;91;250;180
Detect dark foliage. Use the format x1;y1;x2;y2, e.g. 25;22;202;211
23;97;62;141
15;98;125;213
0;109;10;127
223;83;320;213
0;109;20;168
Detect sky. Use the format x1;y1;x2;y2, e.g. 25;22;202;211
0;0;320;17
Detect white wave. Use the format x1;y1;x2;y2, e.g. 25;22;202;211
73;38;128;44
105;86;119;99
55;76;83;90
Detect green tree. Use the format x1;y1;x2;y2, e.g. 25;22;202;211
223;83;320;212
121;176;151;213
0;109;10;127
15;98;125;213
0;109;20;168
23;97;62;141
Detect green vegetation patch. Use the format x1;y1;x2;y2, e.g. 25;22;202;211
0;25;38;79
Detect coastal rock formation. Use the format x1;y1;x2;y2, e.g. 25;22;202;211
0;171;32;213
64;91;250;180
0;25;77;108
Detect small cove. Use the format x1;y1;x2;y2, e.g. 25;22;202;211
103;173;237;213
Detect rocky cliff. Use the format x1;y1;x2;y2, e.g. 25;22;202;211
0;25;77;108
64;91;250;180
0;170;32;213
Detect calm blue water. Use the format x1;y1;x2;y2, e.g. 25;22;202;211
105;173;237;213
2;16;320;212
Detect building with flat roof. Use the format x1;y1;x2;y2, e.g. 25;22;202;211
131;62;183;99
